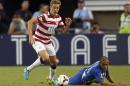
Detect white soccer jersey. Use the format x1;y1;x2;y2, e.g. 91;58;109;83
33;12;64;44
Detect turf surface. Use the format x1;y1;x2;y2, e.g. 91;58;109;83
0;66;129;86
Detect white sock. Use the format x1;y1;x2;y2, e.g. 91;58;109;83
27;57;42;71
49;68;56;80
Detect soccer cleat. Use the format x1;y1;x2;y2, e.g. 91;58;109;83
24;68;29;80
46;77;59;86
46;77;52;85
51;80;59;86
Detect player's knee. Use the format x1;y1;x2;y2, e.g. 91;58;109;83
40;58;45;64
51;64;57;69
38;51;49;61
49;57;59;65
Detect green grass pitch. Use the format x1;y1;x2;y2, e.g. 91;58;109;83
0;66;130;86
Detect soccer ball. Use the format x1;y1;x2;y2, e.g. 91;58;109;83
57;75;69;86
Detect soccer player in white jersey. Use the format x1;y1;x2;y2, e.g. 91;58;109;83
24;0;72;80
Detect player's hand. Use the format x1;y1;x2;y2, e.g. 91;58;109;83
119;82;127;86
65;18;72;27
117;82;127;86
29;36;35;44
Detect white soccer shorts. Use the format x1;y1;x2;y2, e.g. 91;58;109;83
32;41;56;56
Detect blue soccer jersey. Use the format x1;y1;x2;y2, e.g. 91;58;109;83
69;61;109;85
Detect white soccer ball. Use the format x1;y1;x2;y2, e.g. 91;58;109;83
57;75;69;86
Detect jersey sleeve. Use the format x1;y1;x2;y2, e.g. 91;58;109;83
92;70;104;83
37;14;46;22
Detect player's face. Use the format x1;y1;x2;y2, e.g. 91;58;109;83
50;4;60;15
100;61;109;70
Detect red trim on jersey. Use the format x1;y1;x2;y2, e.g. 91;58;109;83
38;17;58;26
34;34;50;41
46;21;57;25
36;29;51;36
35;38;52;44
42;15;47;22
37;15;47;22
37;19;48;30
48;14;60;18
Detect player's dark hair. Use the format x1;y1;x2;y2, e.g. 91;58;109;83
100;56;109;64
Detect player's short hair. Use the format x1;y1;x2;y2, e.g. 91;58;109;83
100;56;109;65
50;0;61;5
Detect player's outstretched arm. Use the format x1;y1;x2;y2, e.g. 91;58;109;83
106;75;114;83
27;17;37;44
101;80;126;86
101;80;117;86
106;75;127;86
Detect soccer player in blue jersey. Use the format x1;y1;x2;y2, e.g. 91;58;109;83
51;56;126;86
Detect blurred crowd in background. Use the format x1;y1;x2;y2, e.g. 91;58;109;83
0;0;130;35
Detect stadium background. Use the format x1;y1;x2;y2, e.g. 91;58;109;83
0;0;77;21
0;0;130;86
0;0;126;33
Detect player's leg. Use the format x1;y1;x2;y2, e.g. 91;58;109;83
45;55;58;85
24;41;49;80
49;55;58;80
69;68;86;85
24;53;48;80
26;56;45;71
45;43;59;80
24;56;44;80
31;41;49;69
